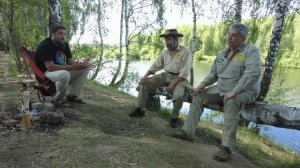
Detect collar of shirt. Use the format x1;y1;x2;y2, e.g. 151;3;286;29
223;43;247;58
167;45;181;56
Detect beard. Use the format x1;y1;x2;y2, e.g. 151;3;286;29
56;42;66;50
52;38;66;50
166;42;178;51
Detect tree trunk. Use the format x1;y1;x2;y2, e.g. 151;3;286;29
37;7;48;37
0;8;8;80
109;0;124;86
0;7;6;51
156;86;300;130
24;0;30;30
258;0;291;101
91;0;104;80
234;0;242;23
205;102;300;131
7;0;22;73
48;0;62;34
190;0;196;86
115;0;129;87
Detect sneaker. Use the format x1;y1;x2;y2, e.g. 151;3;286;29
171;130;194;142
129;108;145;117
212;145;232;162
169;118;178;128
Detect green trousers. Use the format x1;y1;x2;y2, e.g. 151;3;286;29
182;85;256;149
137;72;190;119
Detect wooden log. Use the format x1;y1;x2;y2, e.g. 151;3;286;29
156;87;300;131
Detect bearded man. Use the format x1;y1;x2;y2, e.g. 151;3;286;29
129;29;192;128
35;24;93;107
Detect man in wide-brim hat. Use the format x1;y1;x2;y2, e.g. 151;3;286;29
129;29;192;128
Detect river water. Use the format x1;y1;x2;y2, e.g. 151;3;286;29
95;60;300;154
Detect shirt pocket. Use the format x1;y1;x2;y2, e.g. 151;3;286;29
228;61;245;77
172;60;181;71
216;62;226;74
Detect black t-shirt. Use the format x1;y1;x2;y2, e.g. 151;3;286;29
35;38;72;73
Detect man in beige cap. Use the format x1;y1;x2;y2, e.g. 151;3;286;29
171;23;261;162
129;29;192;128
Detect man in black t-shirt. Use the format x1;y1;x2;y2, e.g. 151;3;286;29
35;24;93;106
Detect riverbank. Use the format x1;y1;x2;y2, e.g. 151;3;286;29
0;80;299;168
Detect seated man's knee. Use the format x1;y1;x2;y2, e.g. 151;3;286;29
192;95;205;104
225;98;238;107
59;70;70;81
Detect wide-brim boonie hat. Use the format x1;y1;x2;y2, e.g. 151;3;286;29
159;29;184;37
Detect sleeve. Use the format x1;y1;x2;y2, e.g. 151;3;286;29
38;44;53;62
148;51;164;73
178;49;192;79
64;43;72;59
201;57;218;86
232;45;262;94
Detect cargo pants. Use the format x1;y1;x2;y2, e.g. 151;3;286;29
182;85;256;149
137;72;190;119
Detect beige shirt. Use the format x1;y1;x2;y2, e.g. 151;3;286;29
149;45;192;79
202;43;261;97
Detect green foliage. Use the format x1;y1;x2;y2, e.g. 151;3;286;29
108;13;300;68
264;65;295;106
71;44;100;60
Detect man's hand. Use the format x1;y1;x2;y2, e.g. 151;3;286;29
68;62;83;70
81;60;95;70
223;92;237;104
193;83;206;96
139;76;148;86
166;83;176;93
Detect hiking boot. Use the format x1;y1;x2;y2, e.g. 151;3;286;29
169;118;179;128
66;94;86;104
212;145;232;162
51;99;70;108
171;130;194;142
129;108;145;117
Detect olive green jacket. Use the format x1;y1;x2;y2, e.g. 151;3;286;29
202;43;262;97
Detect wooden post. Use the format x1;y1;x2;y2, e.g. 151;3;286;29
22;90;31;129
20;79;35;129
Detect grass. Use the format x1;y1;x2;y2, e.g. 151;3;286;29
0;80;299;168
197;121;300;168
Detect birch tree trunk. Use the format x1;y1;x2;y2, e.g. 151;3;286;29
234;0;242;23
109;0;124;86
0;9;8;81
258;0;292;101
0;8;5;51
114;0;129;87
190;0;196;86
24;0;30;30
37;8;48;37
7;0;22;73
48;0;62;35
91;0;104;80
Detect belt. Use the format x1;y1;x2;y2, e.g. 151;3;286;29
166;71;179;75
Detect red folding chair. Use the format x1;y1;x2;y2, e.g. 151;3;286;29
20;46;56;101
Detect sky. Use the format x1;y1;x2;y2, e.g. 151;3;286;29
70;0;220;45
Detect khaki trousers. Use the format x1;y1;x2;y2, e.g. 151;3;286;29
182;85;255;149
45;69;89;100
137;72;190;119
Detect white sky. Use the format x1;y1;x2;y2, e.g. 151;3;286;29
70;0;225;45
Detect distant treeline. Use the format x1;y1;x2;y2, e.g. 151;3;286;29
73;13;300;68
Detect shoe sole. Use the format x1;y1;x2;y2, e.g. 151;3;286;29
171;133;194;142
